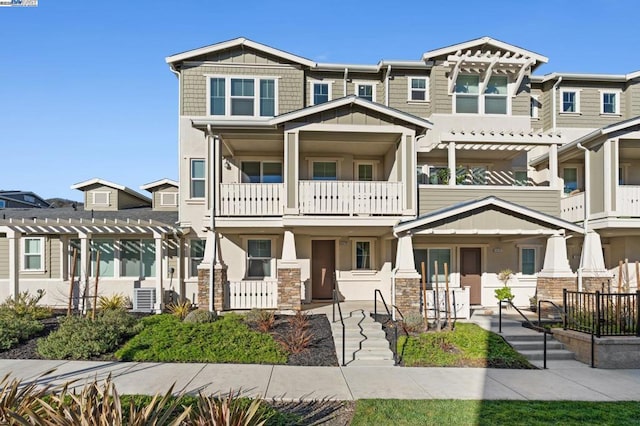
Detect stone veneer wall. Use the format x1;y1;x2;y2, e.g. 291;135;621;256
278;268;301;311
395;277;421;315
197;268;209;309
536;277;576;303
197;266;227;311
582;277;612;293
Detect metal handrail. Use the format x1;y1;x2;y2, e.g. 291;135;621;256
373;289;408;365
332;289;346;366
499;299;550;369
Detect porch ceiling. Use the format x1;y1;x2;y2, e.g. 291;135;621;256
216;226;393;238
299;131;399;155
219;130;283;155
619;140;640;160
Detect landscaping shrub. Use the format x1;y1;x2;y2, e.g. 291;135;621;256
401;312;426;333
37;310;140;360
183;309;218;324
276;312;312;355
0;289;51;320
167;300;192;320
97;293;128;311
0;314;44;350
245;309;276;332
116;313;287;364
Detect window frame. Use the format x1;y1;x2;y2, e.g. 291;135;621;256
562;166;579;194
240;161;283;183
600;90;621;115
0;200;5;208
206;75;279;118
310;81;333;105
22;236;45;272
91;238;116;278
530;95;540;119
355;161;376;181
560;89;581;114
519;246;539;276
453;74;511;115
355;82;376;102
120;238;156;279
246;238;275;279
92;191;110;206
190;159;206;199
159;192;178;207
352;239;375;270
189;238;205;278
311;160;338;181
408;77;429;102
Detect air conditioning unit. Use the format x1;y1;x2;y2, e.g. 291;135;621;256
133;288;156;312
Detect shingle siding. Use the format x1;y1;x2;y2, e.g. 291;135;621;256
388;71;432;117
555;83;627;129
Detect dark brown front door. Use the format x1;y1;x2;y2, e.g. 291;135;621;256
460;248;482;305
312;240;335;299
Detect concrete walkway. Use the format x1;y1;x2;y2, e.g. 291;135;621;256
2;310;639;401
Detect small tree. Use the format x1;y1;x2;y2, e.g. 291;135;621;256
495;269;514;304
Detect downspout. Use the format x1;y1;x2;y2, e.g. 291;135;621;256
343;68;348;97
552;76;563;132
206;124;217;312
576;142;590;291
384;65;392;107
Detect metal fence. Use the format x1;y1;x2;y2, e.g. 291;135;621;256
564;289;640;337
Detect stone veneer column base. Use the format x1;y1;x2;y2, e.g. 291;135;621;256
278;268;301;311
395;277;421;316
536;276;576;303
197;268;210;310
583;276;612;293
197;265;227;312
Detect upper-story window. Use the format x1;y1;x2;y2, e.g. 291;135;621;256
356;83;375;102
241;161;283;183
563;167;578;194
530;96;540;119
190;159;205;198
561;90;580;113
209;77;277;117
601;91;620;115
313;82;331;105
454;75;508;114
408;77;428;101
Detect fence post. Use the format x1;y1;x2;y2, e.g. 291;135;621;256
498;300;502;333
563;288;567;330
595;291;601;338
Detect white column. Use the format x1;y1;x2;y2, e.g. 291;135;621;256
448;142;456;186
79;233;90;287
549;143;559;189
280;229;298;267
284;131;299;215
8;230;20;299
154;233;164;313
213;136;222;216
538;233;574;278
604;139;613;213
395;232;420;278
581;231;609;275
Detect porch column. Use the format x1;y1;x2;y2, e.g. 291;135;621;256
448;142;456;186
7;230;20;300
154;233;164;313
278;229;301;310
198;230;226;312
404;133;415;212
549;143;559;189
211;135;222;216
284;131;299;215
580;230;612;292
537;232;576;303
394;232;421;315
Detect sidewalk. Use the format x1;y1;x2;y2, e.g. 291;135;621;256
2;312;640;401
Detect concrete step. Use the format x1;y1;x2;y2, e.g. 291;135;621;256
509;340;564;351
335;339;391;351
345;359;396;367
501;333;554;342
350;348;395;361
519;349;575;361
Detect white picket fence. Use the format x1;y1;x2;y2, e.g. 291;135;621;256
219;183;284;216
226;280;278;309
423;287;470;320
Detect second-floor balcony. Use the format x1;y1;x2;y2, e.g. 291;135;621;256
218;181;404;217
561;185;640;223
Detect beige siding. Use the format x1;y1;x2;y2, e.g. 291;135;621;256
556;83;627;128
387;71;432;117
192;46;287;65
418;187;561;216
18;235;60;279
589;144;605;215
0;237;8;279
85;185;119;211
430;67;450;115
296;104;399;126
344;72;384;104
306;71;345;105
430;209;553;232
512;76;530;117
182;64;304;116
627;80;640;117
119;191;151;210
152;186;179;211
530;86;544;131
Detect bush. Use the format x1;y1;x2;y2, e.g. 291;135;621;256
402;312;426;333
0;313;43;351
37;311;139;360
244;309;276;332
494;286;514;302
184;309;218;324
97;293;128;311
0;289;51;320
167;300;192;320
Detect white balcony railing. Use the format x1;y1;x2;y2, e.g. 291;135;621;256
219;183;284;216
560;192;585;223
299;181;404;215
617;186;640;217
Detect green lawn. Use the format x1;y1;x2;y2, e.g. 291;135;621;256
115;313;287;364
352;400;640;426
398;322;533;368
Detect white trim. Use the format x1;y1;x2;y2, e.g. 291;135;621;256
600;90;622;115
206;75;279;118
308;158;341;180
530;95;539;119
452;74;511;115
140;178;178;191
517;245;541;276
407;76;429;102
159;192;178;207
560;89;581;114
421;36;548;64
354;160;378;181
309;80;334;105
91;191;110;206
190;158;206;199
239;160;283;183
71;178;151;203
21;236;45;272
354;81;377;102
244;236;277;280
352;238;376;270
188;238;205;278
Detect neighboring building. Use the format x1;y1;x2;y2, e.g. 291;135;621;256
141;179;179;212
71;178;152;212
0;190;50;209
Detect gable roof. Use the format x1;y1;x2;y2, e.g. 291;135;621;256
422;36;548;68
140;178;179;192
166;37;316;67
394;196;584;235
269;95;433;129
71;178;151;203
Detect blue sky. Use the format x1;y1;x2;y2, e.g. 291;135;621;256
1;0;638;201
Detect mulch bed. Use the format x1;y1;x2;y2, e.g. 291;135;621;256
0;313;339;367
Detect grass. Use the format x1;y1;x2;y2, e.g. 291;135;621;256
115;313;287;364
351;400;640;425
398;322;533;368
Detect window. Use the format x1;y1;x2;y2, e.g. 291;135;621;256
521;248;536;275
409;77;428;101
241;161;283;183
530;96;540;118
208;77;277;117
313;83;330;105
121;239;155;278
601;91;620;114
484;76;508;114
354;241;374;269
23;237;44;271
190;159;205;198
455;75;480;113
91;239;115;277
160;192;178;206
0;200;5;208
563;167;578;194
514;170;528;186
24;195;35;203
428;166;449;185
356;83;375;102
561;90;579;113
413;248;451;284
92;191;110;206
247;239;272;278
312;161;337;180
356;163;374;181
190;239;205;277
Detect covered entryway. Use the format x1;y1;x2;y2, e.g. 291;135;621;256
311;240;335;299
460;247;482;305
